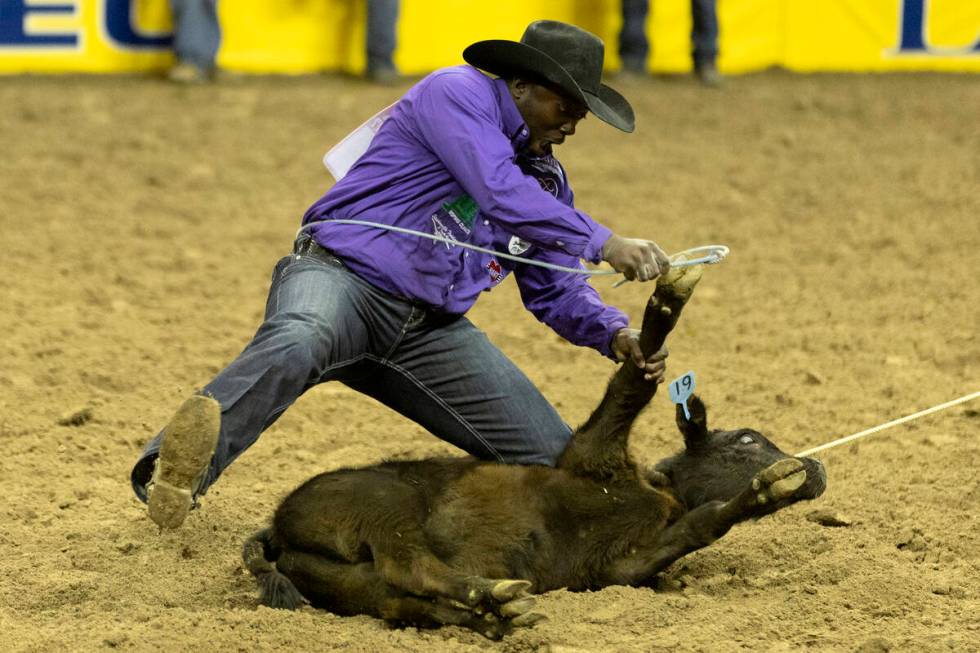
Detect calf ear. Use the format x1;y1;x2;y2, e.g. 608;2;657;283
676;395;709;450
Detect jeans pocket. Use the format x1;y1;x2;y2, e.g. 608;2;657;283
264;256;293;318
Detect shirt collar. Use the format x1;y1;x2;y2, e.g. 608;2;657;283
493;77;530;151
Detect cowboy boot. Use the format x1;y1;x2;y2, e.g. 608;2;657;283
147;395;220;529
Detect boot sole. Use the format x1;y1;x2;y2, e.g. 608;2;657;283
147;395;221;529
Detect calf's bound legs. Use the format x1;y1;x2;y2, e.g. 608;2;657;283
244;524;543;640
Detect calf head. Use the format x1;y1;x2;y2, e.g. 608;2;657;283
654;395;826;514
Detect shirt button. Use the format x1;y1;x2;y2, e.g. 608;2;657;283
464;252;469;257
556;240;565;247
450;284;455;290
483;220;490;226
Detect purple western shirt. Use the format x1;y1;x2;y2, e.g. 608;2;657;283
303;65;628;358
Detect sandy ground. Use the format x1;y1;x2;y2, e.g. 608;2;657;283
1;71;978;653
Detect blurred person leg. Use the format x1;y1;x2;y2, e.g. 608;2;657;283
618;0;650;75
169;0;221;83
691;0;721;87
366;0;400;83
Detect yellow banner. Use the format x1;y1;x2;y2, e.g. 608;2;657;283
0;0;977;74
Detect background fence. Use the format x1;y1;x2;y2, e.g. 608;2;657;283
1;0;977;74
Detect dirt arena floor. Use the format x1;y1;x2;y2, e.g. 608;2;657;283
1;70;978;652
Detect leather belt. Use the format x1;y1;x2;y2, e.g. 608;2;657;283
291;234;460;326
293;236;344;267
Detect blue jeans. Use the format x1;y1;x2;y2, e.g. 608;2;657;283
130;236;572;502
619;0;719;70
170;0;220;71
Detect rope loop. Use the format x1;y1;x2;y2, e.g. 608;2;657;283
299;219;729;285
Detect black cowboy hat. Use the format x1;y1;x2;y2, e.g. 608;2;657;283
463;20;635;133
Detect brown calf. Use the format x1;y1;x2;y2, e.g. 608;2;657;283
243;265;826;638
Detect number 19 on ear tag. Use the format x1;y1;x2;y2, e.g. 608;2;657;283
669;371;696;419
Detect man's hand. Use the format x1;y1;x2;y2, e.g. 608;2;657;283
602;234;671;282
611;328;668;382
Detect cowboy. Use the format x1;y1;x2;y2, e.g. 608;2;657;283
134;20;673;529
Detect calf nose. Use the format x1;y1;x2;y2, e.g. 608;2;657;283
800;457;827;498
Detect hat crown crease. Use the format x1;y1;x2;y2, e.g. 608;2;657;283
522;20;603;96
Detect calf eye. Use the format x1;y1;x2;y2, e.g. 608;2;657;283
739;435;755;445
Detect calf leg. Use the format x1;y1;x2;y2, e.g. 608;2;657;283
276;549;396;616
370;544;535;615
276;474;533;612
277;515;537;620
276;549;543;640
275;469;539;618
560;264;703;482
606;459;808;584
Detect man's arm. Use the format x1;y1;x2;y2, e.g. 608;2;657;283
514;257;668;382
514;254;628;359
411;71;669;281
411;72;607;260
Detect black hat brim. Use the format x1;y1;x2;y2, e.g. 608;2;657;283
463;40;635;133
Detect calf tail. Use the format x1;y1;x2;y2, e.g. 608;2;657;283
242;528;305;610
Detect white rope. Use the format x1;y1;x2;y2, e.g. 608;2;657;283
299;219;974;457
298;219;728;279
796;390;980;457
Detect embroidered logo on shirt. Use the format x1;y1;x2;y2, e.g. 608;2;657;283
535;176;558;196
431;216;456;249
443;194;477;231
431;193;478;249
507;236;531;255
516;152;564;198
523;155;565;182
486;259;503;283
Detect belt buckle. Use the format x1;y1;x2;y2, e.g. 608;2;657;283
295;236;315;257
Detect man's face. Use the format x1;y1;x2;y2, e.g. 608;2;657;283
511;79;588;155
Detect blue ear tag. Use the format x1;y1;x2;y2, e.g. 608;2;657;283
668;370;696;419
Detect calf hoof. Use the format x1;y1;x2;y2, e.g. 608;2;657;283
490;579;532;602
470;599;548;640
441;580;542;640
657;263;703;300
476;613;512;641
498;596;536;618
752;458;807;505
511;611;548;628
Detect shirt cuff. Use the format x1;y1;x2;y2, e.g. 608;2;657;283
599;315;630;360
583;223;613;265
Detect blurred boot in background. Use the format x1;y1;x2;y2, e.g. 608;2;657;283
365;0;400;84
169;0;221;83
691;0;721;87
